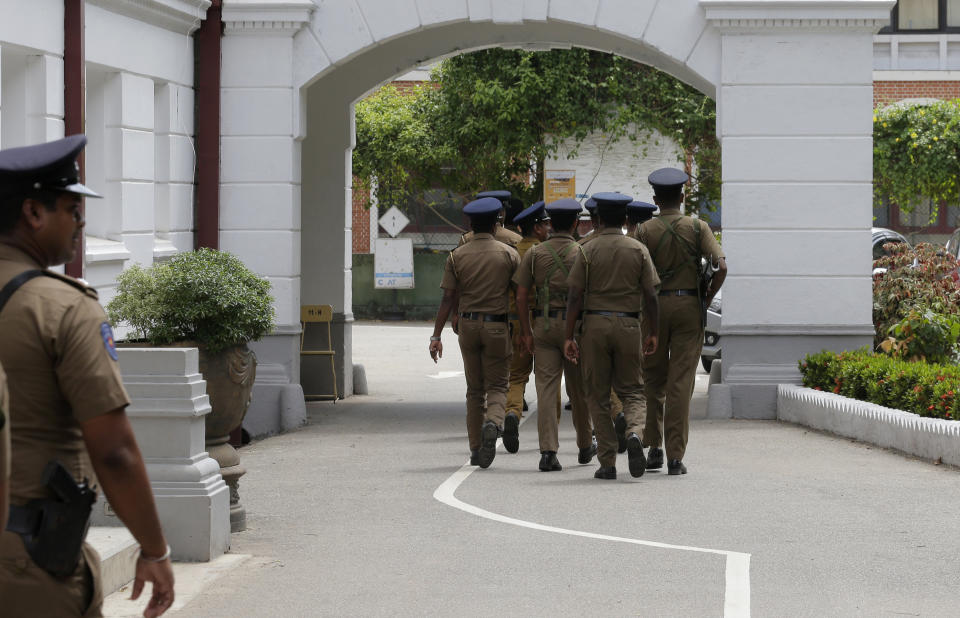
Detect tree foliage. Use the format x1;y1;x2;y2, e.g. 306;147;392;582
874;99;960;220
353;48;719;213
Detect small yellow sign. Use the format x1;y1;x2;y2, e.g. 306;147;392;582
544;170;576;203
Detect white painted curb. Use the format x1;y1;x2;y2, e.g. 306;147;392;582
777;384;960;467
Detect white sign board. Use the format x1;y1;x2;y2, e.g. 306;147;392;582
374;238;415;289
378;206;410;238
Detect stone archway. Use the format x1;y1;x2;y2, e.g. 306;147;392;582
219;0;893;434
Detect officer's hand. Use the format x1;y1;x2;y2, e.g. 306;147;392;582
521;334;535;356
564;339;579;364
131;555;175;617
643;335;658;356
430;340;443;363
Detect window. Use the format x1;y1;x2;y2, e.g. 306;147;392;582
885;0;960;32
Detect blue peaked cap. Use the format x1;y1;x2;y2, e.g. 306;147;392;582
476;190;512;206
648;167;689;191
513;201;547;224
583;197;598;213
0;135;101;198
545;198;582;215
463;196;503;217
591;192;633;210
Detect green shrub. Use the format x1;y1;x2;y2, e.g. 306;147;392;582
799;349;960;420
107;249;275;354
880;307;960;364
872;242;960;348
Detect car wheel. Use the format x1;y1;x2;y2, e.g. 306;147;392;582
701;357;713;374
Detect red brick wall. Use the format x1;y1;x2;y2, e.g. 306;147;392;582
874;81;960;107
352;182;372;254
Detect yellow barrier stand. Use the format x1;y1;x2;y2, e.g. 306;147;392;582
301;304;338;401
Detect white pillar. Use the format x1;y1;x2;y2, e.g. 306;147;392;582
94;348;230;563
221;1;314;436
25;53;64;144
703;1;893;418
154;82;195;256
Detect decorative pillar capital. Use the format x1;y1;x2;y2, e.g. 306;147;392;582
701;0;894;32
222;0;315;34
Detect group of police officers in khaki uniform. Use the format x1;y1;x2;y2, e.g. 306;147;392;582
431;167;726;480
0;136;174;616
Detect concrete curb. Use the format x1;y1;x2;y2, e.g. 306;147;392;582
777;384;960;466
87;527;137;597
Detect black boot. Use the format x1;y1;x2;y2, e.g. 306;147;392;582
615;413;627;453
502;413;520;454
646;447;664;470
539;451;562;472
578;440;597;464
668;459;687;476
594;466;617;480
522;399;529;412
470;450;480;466
626;433;646;478
477;421;499;469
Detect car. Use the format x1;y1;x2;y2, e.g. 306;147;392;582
700;227;909;374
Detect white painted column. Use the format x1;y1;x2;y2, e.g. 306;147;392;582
221;2;314;436
25;54;64;144
154;82;196;257
104;71;156;267
703;1;893;418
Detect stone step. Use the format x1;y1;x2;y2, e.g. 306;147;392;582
87;527;138;597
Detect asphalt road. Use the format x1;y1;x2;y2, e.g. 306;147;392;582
172;322;960;617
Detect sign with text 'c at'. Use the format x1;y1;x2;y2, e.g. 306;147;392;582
544;170;576;203
374;238;415;289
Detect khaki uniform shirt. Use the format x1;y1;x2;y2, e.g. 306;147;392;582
514;233;580;311
0;365;8;485
578;230;598;246
459;225;522;248
0;244;130;504
509;236;540;314
442;233;520;314
567;228;660;312
639;210;724;290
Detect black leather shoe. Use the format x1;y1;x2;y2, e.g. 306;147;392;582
478;421;499;469
646;447;664;470
626;433;646;478
502;413;520;453
668;459;687;475
578;441;597;464
564;400;572;410
469;450;480;466
615;413;627;453
522;399;529;412
539;451;562;472
594;466;617;480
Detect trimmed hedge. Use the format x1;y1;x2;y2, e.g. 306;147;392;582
799;349;960;420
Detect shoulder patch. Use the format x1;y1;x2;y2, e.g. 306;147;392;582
101;322;119;361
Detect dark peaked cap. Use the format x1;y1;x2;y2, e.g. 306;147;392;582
513;201;547;225
591;192;633;213
545;198;582;215
476;190;512;206
627;201;658;222
647;167;689;193
463;196;503;217
0;135;101;198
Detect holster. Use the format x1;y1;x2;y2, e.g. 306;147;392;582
5;461;96;577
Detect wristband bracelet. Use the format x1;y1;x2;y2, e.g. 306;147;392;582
139;544;171;563
430;336;441;341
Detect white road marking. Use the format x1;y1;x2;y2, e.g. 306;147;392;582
432;416;751;617
427;371;465;379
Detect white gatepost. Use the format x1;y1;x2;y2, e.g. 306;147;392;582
702;0;894;418
94;348;230;563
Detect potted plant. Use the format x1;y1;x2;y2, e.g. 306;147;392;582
107;248;275;532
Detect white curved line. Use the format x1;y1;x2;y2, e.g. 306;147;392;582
433;446;751;617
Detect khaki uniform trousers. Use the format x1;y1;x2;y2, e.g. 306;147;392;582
642;295;702;461
0;530;103;617
579;314;646;467
506;318;533;419
532;316;592;453
459;318;512;451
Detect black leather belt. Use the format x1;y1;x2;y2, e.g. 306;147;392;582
6;504;41;535
460;312;508;322
585;310;639;319
659;289;698;297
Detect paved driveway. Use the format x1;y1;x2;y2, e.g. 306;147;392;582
168;322;960;617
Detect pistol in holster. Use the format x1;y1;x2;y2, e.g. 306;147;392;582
5;460;96;577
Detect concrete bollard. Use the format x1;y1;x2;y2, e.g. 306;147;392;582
92;347;230;562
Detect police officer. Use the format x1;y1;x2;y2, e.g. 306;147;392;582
564;193;660;480
430;197;520;469
501;201;549;452
457;190;522;248
639;168;726;475
0;363;8;533
0;136;174;616
514;199;596;471
577;197;600;245
627;201;658;237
